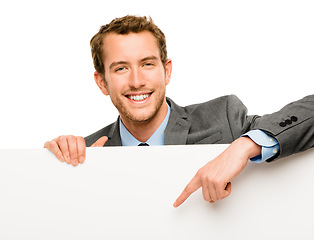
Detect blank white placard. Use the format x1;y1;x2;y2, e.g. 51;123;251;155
0;145;313;240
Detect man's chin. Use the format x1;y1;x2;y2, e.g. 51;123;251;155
125;113;154;124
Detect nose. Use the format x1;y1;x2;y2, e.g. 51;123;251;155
129;68;146;89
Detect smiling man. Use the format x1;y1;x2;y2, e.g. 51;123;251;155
94;31;171;143
44;15;314;207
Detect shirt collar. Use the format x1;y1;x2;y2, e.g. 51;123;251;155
119;103;171;146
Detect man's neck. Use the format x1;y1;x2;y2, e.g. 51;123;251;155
119;100;169;143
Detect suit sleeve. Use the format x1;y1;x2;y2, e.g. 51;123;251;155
226;94;314;161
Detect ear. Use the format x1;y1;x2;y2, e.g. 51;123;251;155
164;59;172;86
94;71;109;96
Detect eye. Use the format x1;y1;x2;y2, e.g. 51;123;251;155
115;67;126;72
143;62;154;67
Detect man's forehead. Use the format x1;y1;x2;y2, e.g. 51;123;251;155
102;31;160;63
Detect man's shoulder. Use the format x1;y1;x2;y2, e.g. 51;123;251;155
165;95;245;145
172;94;242;114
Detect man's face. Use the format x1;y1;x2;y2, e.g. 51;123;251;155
96;31;172;125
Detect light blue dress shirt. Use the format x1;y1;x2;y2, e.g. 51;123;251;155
119;103;279;162
242;130;279;163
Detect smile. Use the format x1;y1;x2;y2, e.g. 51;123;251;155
126;93;151;101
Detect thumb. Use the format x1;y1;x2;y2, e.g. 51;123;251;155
223;182;232;199
91;136;108;147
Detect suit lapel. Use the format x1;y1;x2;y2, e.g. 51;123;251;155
104;118;122;146
164;98;191;145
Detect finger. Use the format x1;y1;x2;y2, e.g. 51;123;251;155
91;136;108;147
200;170;217;203
55;136;71;164
173;176;201;208
201;175;211;202
44;140;65;162
67;136;79;166
77;136;86;163
207;180;218;203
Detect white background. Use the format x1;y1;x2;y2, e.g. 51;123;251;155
0;0;313;148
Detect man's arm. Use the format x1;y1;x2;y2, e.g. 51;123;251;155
252;95;314;160
227;94;314;160
174;95;314;207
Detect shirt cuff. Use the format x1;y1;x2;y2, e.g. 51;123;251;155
242;130;280;163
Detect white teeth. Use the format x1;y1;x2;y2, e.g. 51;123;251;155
128;94;150;101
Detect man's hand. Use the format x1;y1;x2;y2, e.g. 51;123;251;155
44;135;108;166
173;137;262;207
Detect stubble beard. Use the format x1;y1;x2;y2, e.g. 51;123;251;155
112;88;166;125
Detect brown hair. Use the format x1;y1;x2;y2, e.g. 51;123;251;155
90;15;168;76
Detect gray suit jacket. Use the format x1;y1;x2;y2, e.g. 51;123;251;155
85;95;314;162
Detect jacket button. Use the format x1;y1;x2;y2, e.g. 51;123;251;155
285;119;292;125
291;116;298;122
279;122;287;127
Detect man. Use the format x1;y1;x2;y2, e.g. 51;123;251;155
44;15;314;207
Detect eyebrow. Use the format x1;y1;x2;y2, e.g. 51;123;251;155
109;55;159;70
140;55;158;63
109;61;129;70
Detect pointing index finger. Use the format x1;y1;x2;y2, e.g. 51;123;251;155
173;175;201;208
